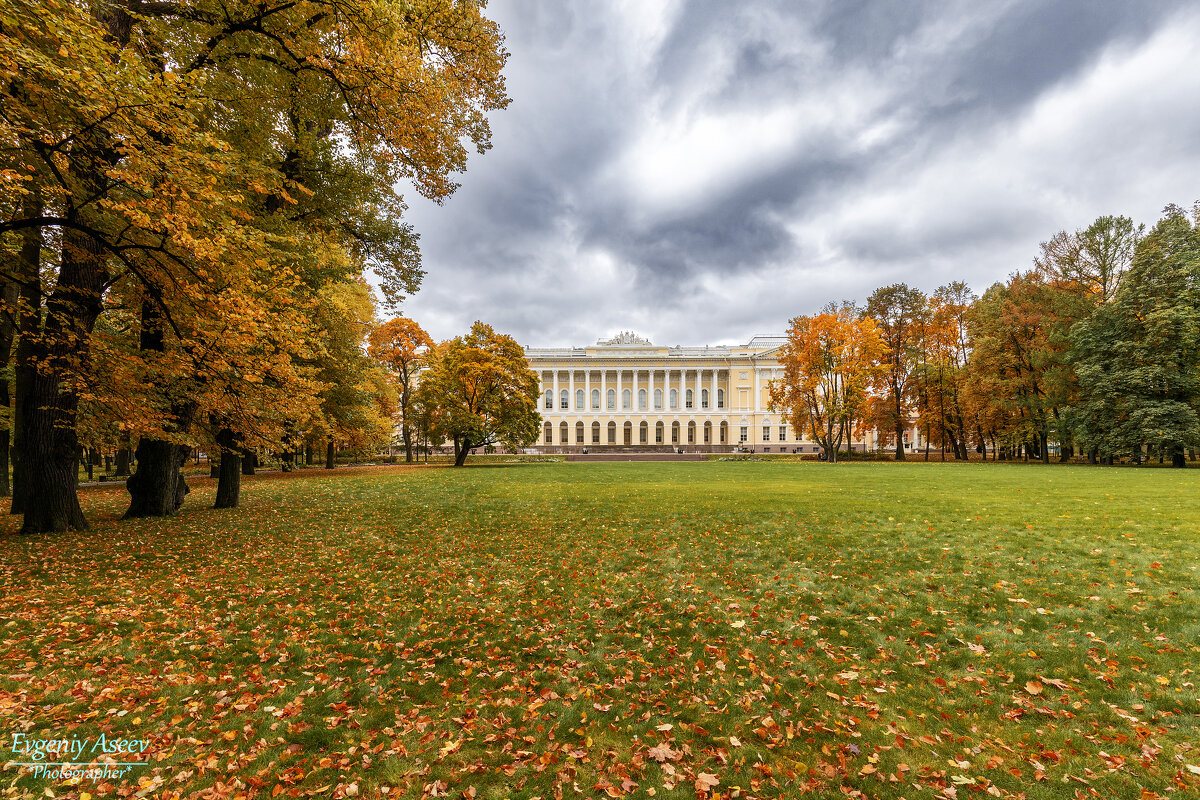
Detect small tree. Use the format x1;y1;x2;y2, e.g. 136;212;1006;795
769;303;887;463
368;317;434;462
417;322;541;467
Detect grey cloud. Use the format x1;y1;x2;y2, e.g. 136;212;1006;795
397;0;1200;347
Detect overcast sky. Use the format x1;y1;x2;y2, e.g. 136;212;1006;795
395;0;1200;347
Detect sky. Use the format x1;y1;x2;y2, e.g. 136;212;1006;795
396;0;1200;348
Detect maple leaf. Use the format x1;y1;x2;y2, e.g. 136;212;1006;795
646;743;679;763
694;773;720;793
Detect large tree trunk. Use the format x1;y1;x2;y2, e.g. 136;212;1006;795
125;435;191;518
123;298;196;518
453;436;469;467
214;427;241;508
241;448;257;475
1171;445;1187;469
304;442;313;466
325;438;335;469
19;222;107;533
0;274;17;497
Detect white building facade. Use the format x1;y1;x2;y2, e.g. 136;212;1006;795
526;331;878;453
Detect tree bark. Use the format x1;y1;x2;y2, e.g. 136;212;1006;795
19;217;107;533
115;447;131;476
214;427;241;508
325;438;335;469
123;297;196;518
125;435;191;518
304;442;313;466
241;448;257;475
0;272;17;497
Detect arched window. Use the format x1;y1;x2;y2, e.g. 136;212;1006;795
544;389;553;410
559;421;569;443
622;389;631;410
654;389;663;410
623;421;633;445
592;388;601;409
607;421;617;443
607;389;616;410
543;422;552;443
560;389;569;409
638;389;647;410
575;421;585;443
576;388;584;409
655;421;664;443
717;388;725;409
701;389;709;409
669;389;678;410
591;421;601;443
720;421;728;443
671;421;680;444
687;421;696;443
703;421;712;443
639;421;648;444
685;389;694;409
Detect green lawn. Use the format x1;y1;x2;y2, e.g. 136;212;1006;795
1;462;1198;800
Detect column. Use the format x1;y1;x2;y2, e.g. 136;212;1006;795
632;367;639;411
553;370;560;415
616;369;622;412
677;368;684;410
584;369;591;411
752;365;759;411
711;369;718;411
693;368;701;413
648;368;656;410
569;369;575;410
601;369;607;412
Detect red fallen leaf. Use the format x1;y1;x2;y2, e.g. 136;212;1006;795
647;743;679;763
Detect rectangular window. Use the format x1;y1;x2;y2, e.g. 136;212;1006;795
739;426;748;443
762;426;770;441
607;426;616;444
687;426;695;443
655;426;663;443
779;426;787;442
576;427;584;444
592;426;600;444
671;426;679;444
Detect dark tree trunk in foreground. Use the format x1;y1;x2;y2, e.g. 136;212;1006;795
304;442;313;466
124;299;196;519
125;435;191;518
19;217;108;533
241;449;256;475
325;438;335;469
214;428;241;508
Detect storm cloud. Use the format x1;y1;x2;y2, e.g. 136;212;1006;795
396;0;1200;347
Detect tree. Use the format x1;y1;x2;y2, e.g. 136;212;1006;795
864;284;927;459
1;0;509;532
417;322;540;467
1035;215;1142;302
769;303;887;463
1068;205;1200;467
368;317;434;462
919;283;977;460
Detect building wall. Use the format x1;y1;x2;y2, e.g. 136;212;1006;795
525;333;882;453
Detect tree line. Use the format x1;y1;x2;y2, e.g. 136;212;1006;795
772;206;1200;466
1;0;510;533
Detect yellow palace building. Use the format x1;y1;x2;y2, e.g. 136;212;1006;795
525;331;878;454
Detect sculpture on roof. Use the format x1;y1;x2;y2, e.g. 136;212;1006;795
598;331;652;346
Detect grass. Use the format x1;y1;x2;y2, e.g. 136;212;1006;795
1;461;1198;800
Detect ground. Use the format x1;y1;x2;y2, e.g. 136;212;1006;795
1;462;1198;800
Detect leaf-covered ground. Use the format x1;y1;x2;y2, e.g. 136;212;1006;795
2;462;1198;800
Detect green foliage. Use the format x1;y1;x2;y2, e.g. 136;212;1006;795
1068;205;1200;464
416;321;541;465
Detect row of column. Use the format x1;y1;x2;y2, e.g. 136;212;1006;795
541;368;728;413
